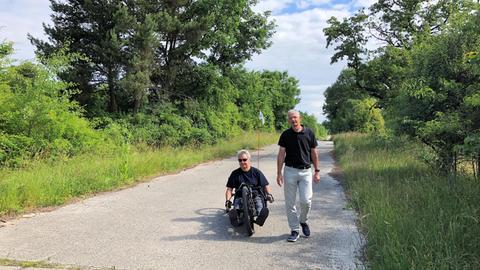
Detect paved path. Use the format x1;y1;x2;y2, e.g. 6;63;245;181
0;141;363;270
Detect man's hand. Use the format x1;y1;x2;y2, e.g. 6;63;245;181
276;174;284;187
313;171;320;183
225;200;232;212
266;193;274;203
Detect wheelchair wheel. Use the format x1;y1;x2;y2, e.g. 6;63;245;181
241;185;254;236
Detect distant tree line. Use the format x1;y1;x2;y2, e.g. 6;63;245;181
1;0;327;167
323;0;480;175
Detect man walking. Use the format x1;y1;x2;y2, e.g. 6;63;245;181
277;109;320;242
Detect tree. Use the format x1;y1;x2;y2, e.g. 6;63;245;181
148;0;275;101
323;68;369;133
348;98;385;133
323;1;480;174
387;6;480;173
30;0;140;113
324;12;368;70
31;0;275;115
323;0;460;104
368;0;456;48
119;11;157;114
259;71;301;130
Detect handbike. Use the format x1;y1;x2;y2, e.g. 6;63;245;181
227;183;268;236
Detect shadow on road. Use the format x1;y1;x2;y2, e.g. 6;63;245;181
162;208;287;244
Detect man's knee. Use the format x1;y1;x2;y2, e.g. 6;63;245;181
299;193;312;205
299;200;312;207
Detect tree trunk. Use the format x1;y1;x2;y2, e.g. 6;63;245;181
476;154;480;181
107;68;118;113
133;92;141;114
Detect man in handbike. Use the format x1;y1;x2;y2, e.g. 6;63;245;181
225;149;274;227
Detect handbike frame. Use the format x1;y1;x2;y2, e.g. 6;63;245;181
233;183;267;236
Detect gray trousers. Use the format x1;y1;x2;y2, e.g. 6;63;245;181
283;166;313;232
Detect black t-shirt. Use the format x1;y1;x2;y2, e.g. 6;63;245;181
278;126;318;167
226;167;269;190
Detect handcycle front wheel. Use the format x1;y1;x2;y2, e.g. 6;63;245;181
241;185;254;236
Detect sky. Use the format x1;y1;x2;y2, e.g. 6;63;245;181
0;0;375;122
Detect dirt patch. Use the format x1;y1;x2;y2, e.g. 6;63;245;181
329;164;344;183
328;150;345;183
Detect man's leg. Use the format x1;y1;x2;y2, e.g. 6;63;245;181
298;169;313;224
254;195;264;214
284;166;300;232
254;195;268;226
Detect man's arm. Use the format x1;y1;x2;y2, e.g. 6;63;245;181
224;187;233;211
277;146;286;187
311;147;320;183
264;185;272;194
225;187;233;201
264;185;274;203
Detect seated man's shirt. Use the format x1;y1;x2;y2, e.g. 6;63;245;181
226;167;269;191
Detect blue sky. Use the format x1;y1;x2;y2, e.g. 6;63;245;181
269;0;357;15
0;0;374;122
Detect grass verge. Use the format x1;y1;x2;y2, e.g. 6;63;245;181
0;132;278;218
334;132;480;269
0;258;72;269
0;257;114;269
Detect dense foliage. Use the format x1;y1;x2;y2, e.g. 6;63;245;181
324;0;480;175
0;43;102;166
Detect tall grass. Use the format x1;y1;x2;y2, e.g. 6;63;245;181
334;133;480;269
0;132;278;217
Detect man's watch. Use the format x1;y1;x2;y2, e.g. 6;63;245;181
314;169;320;172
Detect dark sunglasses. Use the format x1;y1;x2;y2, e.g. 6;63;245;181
238;158;248;162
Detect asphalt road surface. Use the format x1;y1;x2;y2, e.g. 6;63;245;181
0;141;364;270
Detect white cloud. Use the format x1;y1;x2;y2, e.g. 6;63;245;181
246;6;350;122
296;84;329;122
299;0;332;8
352;0;377;8
0;0;51;60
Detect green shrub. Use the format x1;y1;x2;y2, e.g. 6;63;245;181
102;121;133;146
316;124;329;139
0;59;101;166
189;127;214;145
0;134;35;167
